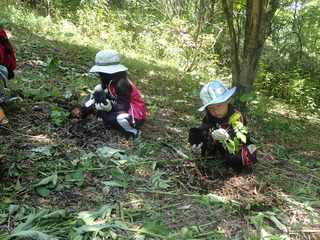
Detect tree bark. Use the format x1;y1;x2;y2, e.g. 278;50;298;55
222;0;279;98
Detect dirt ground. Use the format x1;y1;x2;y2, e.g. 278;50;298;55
1;97;319;239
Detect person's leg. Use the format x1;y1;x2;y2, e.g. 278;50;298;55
98;111;122;130
98;111;142;139
116;113;140;136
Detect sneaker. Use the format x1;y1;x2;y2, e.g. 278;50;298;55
0;117;9;125
132;130;141;141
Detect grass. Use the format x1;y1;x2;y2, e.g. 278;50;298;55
0;6;319;240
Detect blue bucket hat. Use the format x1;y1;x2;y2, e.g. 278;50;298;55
198;81;236;111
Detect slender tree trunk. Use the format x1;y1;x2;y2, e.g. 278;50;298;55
221;0;241;86
236;0;265;96
222;0;279;98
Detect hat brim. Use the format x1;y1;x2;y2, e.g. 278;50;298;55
90;64;128;74
0;65;8;81
198;87;236;111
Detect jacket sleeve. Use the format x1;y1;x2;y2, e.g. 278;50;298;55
110;78;132;113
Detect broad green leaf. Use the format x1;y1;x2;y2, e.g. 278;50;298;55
111;167;126;181
65;169;84;187
34;173;58;187
229;113;241;123
14;178;23;191
36;187;51;197
8;163;22;176
265;212;287;232
77;205;113;224
226;140;236;154
9;205;19;214
207;194;228;204
9;230;58;240
0;214;8;225
12;209;49;233
193;198;211;210
74;223;113;235
295;221;303;230
236;132;247;143
239;92;257;102
46;57;59;74
97;146;125;158
42;210;67;219
30;146;52;157
1;198;14;204
101;180;128;188
64;32;75;37
139;220;169;236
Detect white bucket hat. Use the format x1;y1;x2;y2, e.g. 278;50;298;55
0;65;8;82
90;49;128;74
198;81;236;111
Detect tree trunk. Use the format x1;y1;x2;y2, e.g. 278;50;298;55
222;0;279;98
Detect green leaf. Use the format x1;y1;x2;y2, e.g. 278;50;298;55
46;57;59;74
207;194;228;204
150;169;170;189
226;139;236;154
9;205;19;215
64;32;75;37
193;197;211;210
111;167;126;181
239;92;257;102
42;210;67;219
8;163;22;177
236;132;247;143
139;220;169;236
265;213;287;232
14;178;23;191
77;205;114;224
11;209;50;234
295;221;303;231
36;187;51;197
30;146;52;157
101;180;128;188
229;113;241;123
0;214;8;225
65;169;84;187
1;198;14;204
34;173;58;188
9;230;58;240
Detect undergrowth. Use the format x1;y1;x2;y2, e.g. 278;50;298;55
0;6;319;240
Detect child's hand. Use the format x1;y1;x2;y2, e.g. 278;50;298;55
211;128;229;141
95;100;112;112
187;142;203;149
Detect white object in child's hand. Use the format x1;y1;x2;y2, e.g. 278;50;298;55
211;128;230;141
187;142;203;149
94;84;103;92
95;100;112;112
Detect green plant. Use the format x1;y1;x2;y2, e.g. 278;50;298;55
50;104;70;126
214;113;249;154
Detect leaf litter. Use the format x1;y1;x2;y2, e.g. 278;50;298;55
0;52;319;239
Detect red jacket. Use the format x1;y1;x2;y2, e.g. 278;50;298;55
108;77;146;121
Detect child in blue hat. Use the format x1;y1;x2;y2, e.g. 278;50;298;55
188;81;257;170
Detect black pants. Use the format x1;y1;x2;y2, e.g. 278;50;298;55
201;141;257;169
98;110;144;132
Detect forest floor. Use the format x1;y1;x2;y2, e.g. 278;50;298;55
0;25;319;240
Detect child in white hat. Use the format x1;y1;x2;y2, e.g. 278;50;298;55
188;81;257;170
89;49;146;140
